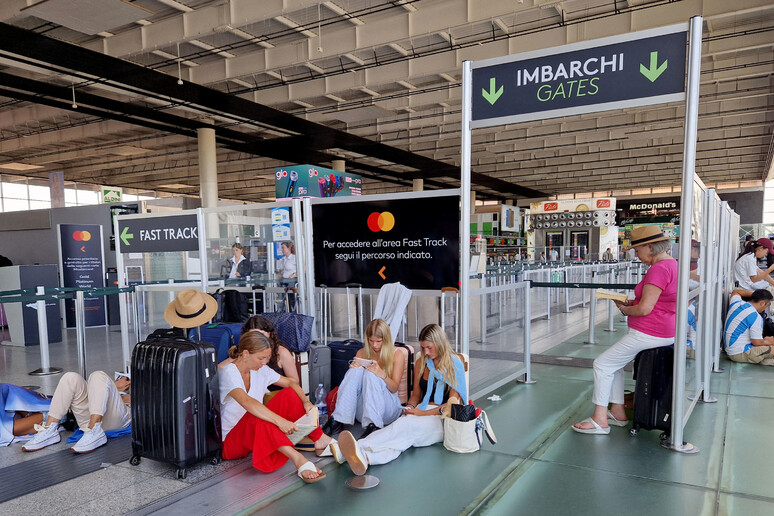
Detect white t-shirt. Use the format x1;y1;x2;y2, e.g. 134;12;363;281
219;363;281;440
281;253;296;278
229;255;245;279
734;253;768;290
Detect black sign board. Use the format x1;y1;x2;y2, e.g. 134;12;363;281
471;26;687;127
312;195;459;289
59;224;105;328
117;214;199;253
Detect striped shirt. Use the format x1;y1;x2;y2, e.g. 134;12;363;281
686;301;697;350
724;295;763;355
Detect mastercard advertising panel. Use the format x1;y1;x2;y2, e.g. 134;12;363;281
58;223;106;328
312;194;459;289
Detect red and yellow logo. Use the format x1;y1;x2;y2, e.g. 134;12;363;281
72;231;91;241
367;212;395;232
596;199;611;209
544;202;558;211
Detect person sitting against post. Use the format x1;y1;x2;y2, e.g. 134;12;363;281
325;319;405;439
21;371;131;453
325;324;467;476
734;238;774;291
724;288;774;366
219;331;333;483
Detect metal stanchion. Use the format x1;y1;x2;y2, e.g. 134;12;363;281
75;290;87;378
605;271;617;333
584;293;597;344
518;283;536;384
29;286;63;376
480;274;487;343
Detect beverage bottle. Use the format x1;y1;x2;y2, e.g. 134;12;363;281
314;384;328;423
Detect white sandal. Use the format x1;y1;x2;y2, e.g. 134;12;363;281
571;417;610;435
297;461;326;483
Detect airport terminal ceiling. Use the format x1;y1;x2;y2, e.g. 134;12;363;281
0;0;771;203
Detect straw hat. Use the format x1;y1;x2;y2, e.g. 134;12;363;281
164;289;218;329
627;226;671;249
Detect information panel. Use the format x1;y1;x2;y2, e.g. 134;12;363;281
471;25;687;127
312;195;459;289
117;214;198;253
58;224;105;328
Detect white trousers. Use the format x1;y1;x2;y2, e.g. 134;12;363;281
592;329;674;407
358;409;443;466
48;371;131;432
332;367;402;429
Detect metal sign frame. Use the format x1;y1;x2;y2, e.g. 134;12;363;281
461;18;703;454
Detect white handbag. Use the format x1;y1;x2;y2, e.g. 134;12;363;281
443;409;497;454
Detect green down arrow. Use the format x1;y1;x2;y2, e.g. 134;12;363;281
640;51;668;82
120;226;134;247
482;77;504;105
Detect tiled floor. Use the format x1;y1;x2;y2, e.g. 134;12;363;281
1;299;773;515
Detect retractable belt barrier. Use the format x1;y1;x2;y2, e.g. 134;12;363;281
0;285;135;377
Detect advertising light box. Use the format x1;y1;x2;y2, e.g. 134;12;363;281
275;165;362;199
312;195;459;289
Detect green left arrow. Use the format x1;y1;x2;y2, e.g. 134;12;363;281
640;51;668;82
482;77;504;105
120;226;134;246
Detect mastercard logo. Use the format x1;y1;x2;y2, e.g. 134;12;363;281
73;231;91;241
367;212;395;232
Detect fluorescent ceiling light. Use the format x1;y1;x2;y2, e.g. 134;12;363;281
0;162;44;171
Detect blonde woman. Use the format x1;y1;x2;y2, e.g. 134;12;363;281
327;319;405;439
334;324;467;476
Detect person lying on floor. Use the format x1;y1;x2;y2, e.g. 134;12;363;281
22;371;131;453
325;318;405;439
0;384;52;447
724;288;774;366
219;331;333;483
325;324;467;476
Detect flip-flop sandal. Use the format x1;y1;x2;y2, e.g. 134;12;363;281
315;438;341;460
571;417;610;435
607;411;629;427
297;461;326;484
338;430;368;475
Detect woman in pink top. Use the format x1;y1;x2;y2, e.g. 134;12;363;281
573;226;678;435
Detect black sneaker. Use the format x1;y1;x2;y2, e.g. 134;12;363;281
359;423;377;439
323;417;344;436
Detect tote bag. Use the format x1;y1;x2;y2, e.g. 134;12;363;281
443;409;496;454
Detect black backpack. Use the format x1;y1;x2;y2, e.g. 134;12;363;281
222;289;249;323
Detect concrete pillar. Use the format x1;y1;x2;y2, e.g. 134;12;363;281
332;159;345;172
413;178;424;191
197;127;218;209
197;127;219;240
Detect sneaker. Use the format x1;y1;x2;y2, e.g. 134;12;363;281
71;423;107;454
22;422;61;452
359;423;378;440
323;417;344;436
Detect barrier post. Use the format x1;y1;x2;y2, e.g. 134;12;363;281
74;290;87;378
29;286;63;376
480;273;487;343
605;270;617;332
518;283;535;384
584;293;597;344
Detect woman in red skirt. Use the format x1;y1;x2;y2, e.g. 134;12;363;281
219;331;332;483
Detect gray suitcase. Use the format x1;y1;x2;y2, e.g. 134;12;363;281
308;341;331;404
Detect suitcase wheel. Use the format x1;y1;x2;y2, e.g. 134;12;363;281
659;432;669;441
129;455;141;466
629;428;639;437
210;454;222;466
177;468;187;479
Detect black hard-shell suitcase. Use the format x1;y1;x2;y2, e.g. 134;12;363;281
630;346;674;438
330;339;363;388
130;338;222;478
395;342;415;404
308;341;331;403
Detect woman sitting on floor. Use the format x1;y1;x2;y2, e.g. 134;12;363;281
328;323;467;476
219;315;300;388
325;319;405;439
21;371;131;453
219;331;333;483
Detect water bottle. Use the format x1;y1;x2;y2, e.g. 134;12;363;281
314;384;328;424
